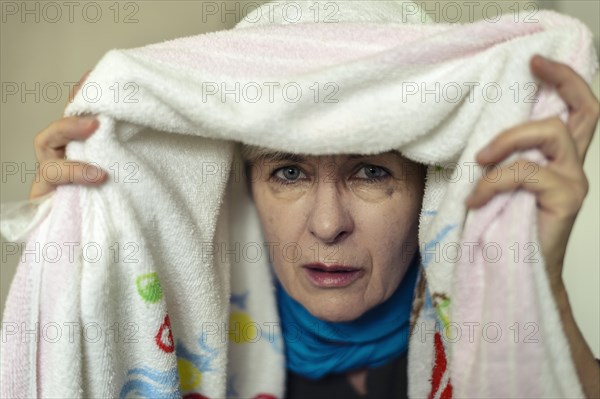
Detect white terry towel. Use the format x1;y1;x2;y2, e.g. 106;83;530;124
1;1;598;398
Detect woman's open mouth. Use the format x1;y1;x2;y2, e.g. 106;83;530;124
302;263;365;288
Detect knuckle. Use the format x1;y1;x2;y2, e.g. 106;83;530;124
568;179;588;210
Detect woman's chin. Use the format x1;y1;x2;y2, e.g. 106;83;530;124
304;300;366;323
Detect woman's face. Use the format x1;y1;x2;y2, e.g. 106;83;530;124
249;151;425;322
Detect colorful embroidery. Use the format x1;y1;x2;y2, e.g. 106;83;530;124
230;291;248;309
228;311;260;344
422;224;457;267
429;331;453;399
178;358;202;390
119;365;180;399
226;374;238;398
156;314;175;353
136;272;163;303
432;293;451;329
176;332;219;396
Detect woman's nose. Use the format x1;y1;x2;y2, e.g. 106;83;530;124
307;182;354;244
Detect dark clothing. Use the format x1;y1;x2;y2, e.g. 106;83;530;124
285;351;408;399
285;355;600;398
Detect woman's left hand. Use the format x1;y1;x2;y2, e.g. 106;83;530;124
465;54;600;292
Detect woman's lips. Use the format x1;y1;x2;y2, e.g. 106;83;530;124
302;263;364;288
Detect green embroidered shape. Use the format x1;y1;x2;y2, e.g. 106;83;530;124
136;272;163;303
433;293;451;329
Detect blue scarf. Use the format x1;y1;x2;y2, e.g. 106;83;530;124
275;254;420;380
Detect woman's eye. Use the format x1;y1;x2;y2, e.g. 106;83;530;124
272;166;306;184
355;165;390;181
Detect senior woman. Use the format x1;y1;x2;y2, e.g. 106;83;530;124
29;55;600;398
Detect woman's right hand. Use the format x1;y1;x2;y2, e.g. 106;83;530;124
29;71;108;200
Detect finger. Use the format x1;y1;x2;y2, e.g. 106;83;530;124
29;160;108;200
476;117;581;178
530;55;600;160
465;159;587;218
65;70;91;109
34;116;99;162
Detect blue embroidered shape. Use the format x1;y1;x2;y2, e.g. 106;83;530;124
119;365;180;399
422;224;457;267
177;333;219;374
226;373;239;398
230;291;249;310
268;328;284;355
120;334;220;398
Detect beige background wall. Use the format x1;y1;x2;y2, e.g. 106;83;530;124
1;1;599;358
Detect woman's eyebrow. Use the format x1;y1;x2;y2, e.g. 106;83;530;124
262;152;306;163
